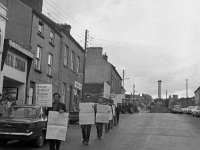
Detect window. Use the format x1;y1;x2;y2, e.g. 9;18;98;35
49;31;55;45
76;56;80;74
47;53;53;76
35;46;42;70
70;51;75;71
38;21;44;35
5;53;14;67
15;57;25;72
64;45;69;67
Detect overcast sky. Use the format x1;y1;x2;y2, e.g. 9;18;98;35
43;0;200;98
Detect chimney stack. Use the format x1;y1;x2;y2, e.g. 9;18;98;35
158;80;162;98
102;53;108;61
60;24;71;34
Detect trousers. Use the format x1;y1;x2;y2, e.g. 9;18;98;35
81;125;92;141
49;139;61;150
96;123;103;137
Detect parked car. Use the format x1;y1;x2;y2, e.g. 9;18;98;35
181;108;187;113
0;105;47;147
69;111;79;124
186;106;196;114
191;106;200;116
172;105;182;113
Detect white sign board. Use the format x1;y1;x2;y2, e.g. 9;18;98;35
103;82;110;99
46;111;69;141
112;94;124;105
79;103;95;125
75;81;82;90
36;84;52;107
109;106;113;120
96;104;110;123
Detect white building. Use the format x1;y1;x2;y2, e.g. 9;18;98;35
0;2;7;94
1;39;33;104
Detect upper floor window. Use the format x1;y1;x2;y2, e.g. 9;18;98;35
76;56;80;74
5;53;14;67
38;21;44;35
15;57;25;72
47;53;53;76
49;31;55;45
35;46;42;71
70;51;75;71
64;45;69;67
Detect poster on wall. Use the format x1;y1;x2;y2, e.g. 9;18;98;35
36;84;52;107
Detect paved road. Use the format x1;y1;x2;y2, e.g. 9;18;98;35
1;113;200;150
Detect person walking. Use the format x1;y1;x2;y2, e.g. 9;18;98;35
47;92;67;150
95;98;104;139
115;105;120;124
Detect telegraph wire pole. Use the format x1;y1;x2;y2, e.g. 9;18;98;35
186;79;188;98
122;70;125;88
82;29;88;101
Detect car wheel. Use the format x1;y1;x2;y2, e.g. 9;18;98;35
34;132;45;148
0;139;8;146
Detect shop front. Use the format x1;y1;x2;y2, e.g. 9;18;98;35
0;39;33;109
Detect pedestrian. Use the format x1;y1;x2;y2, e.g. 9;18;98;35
47;92;67;150
95;98;104;139
104;101;110;133
116;105;120;124
80;103;95;145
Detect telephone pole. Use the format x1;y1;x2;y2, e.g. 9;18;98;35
122;70;125;88
186;79;188;98
82;29;88;101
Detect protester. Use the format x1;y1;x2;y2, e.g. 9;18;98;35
95;98;104;139
80;102;95;145
46;92;67;150
104;101;110;133
115;105;120;124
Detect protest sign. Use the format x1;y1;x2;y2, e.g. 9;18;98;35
109;106;113;120
46;111;69;141
79;103;95;125
112;104;116;116
96;104;110;123
36;84;52;107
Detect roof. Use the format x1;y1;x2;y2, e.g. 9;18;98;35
194;87;200;93
111;65;122;80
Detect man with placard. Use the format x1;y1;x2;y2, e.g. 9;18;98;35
45;92;67;150
79;102;95;145
95;98;110;139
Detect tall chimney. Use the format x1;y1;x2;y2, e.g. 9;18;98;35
102;53;108;61
158;80;162;98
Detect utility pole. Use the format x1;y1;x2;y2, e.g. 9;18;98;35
122;70;125;88
186;79;188;98
166;90;167;100
82;29;88;101
133;84;135;100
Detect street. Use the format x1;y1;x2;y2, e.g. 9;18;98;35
1;113;200;150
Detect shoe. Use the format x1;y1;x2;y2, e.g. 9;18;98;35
82;140;86;144
85;140;89;145
98;136;101;140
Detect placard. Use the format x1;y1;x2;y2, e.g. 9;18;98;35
46;111;69;141
79;103;95;125
36;84;52;107
96;104;110;123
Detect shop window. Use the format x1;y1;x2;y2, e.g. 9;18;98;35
47;53;53;76
15;57;25;72
70;51;75;71
35;46;42;71
76;56;80;74
64;45;69;67
49;31;55;45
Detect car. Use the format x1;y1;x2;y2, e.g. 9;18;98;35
191;106;200;116
69;111;79;124
0;105;47;147
186;106;196;114
172;105;182;113
181;108;187;113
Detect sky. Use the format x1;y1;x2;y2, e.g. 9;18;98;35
43;0;200;98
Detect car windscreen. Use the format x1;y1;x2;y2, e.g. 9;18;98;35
2;107;36;118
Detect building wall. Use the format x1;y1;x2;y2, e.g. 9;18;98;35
195;89;200;106
58;30;84;111
111;67;122;94
85;47;111;84
27;13;61;104
5;0;32;50
0;2;7;93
